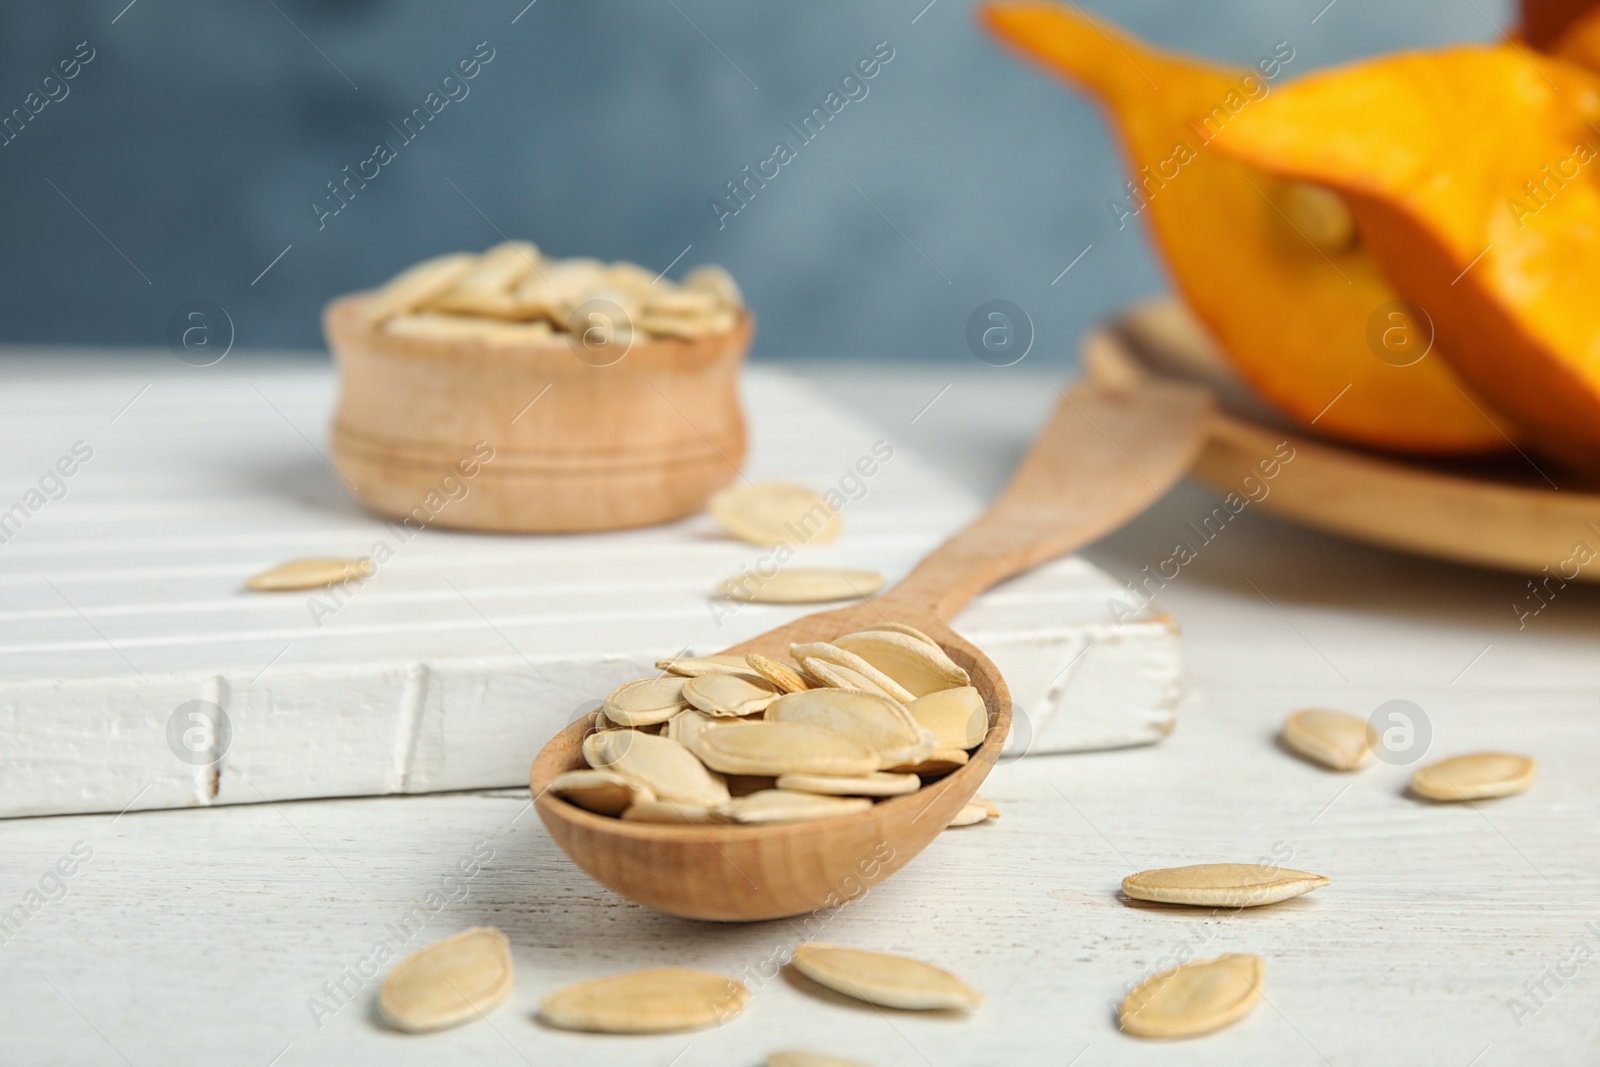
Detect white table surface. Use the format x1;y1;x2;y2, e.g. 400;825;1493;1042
4;353;1599;1066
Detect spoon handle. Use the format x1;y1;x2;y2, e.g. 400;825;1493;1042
876;377;1212;623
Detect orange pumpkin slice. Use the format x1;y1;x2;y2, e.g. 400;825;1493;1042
981;3;1513;455
1212;45;1600;465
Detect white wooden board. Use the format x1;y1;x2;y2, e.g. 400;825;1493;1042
2;358;1596;1064
0;357;1178;818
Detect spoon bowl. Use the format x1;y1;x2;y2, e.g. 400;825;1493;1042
531;376;1214;920
530;614;1010;921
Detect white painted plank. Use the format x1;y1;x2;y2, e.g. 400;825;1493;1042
0;360;1176;817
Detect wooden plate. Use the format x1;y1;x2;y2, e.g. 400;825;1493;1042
1086;300;1600;582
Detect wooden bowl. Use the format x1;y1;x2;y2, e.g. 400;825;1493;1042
528;614;1010;922
322;294;753;533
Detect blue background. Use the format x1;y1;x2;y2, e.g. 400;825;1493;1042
0;0;1506;360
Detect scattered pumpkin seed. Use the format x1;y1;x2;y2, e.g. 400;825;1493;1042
791;944;982;1011
539;967;749;1033
1281;709;1375;771
377;927;513;1033
768;1054;867;1067
946;804;991;828
1118;954;1264;1039
719;568;885;604
246;557;372;592
1122;863;1329;908
1411;752;1536;801
709;482;841;546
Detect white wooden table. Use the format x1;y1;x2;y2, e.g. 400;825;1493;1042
3;355;1598;1066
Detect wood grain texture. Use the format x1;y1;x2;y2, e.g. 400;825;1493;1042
531;378;1213;920
324;295;753;533
1091;300;1600;582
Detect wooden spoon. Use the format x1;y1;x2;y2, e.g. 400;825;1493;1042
529;375;1212;921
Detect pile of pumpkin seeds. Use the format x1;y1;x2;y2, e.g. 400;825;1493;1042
547;622;998;828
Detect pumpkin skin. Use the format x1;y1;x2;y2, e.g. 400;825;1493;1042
1522;0;1600;49
982;3;1513;455
1550;5;1600;69
1212;46;1600;467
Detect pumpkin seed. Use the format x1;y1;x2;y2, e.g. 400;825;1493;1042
776;771;921;797
444;241;538;296
584;730;730;808
641;288;722;318
363;253;477;325
1122;863;1330;908
744;653;811;694
547;769;654;816
663;708;725;749
1118;954;1264;1039
1411;752;1536;801
622;799;723;824
833;631;969;697
656;654;754;677
377;927;514;1033
767;688;935;768
906;686;987;750
768;1054;867;1067
792;642;915;703
719;789;873;824
859;621;941;648
946;803;992;828
684;263;744;308
1281;709;1375;771
719;568;885;604
790;944;981;1011
709;482;841;546
693;721;879;777
539;967;749;1033
682;672;780;717
802;658;902;701
635;312;732;340
246;557;372;591
603;676;689;727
